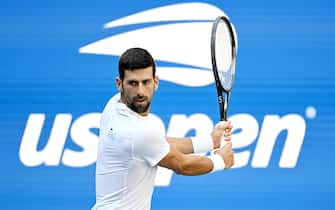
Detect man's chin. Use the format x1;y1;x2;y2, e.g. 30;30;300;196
130;103;150;114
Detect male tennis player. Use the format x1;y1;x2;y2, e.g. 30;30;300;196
92;48;234;210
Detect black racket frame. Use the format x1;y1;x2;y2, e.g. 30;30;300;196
211;16;237;121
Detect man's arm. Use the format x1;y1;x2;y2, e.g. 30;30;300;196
166;137;193;154
166;121;233;154
158;142;234;176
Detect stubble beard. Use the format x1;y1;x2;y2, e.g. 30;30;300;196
123;93;151;114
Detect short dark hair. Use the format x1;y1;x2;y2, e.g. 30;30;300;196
118;48;156;80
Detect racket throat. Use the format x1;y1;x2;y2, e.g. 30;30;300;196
220;91;230;121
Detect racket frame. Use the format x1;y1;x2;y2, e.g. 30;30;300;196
210;16;237;121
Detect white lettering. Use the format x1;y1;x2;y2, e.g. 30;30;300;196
229;114;259;168
167;113;213;139
251;114;306;168
62;113;100;167
19;112;307;173
19;114;72;166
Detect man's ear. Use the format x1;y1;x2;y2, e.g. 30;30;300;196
116;77;123;92
154;76;159;91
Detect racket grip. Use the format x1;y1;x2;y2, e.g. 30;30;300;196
217;120;231;148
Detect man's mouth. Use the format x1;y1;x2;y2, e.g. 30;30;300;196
134;97;147;104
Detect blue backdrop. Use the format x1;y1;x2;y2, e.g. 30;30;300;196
1;0;335;209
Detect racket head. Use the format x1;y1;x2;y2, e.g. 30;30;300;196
211;16;237;93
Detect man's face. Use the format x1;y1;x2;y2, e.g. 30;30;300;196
117;66;158;116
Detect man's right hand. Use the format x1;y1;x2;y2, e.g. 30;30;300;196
211;121;233;149
214;142;234;169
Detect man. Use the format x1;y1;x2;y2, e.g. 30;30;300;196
92;48;234;210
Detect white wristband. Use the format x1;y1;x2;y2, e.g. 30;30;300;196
208;153;225;172
191;135;213;153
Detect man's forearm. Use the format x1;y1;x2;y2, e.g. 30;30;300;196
176;154;214;176
166;137;194;154
158;145;226;176
166;135;216;154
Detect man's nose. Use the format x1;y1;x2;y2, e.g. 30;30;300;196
136;83;145;95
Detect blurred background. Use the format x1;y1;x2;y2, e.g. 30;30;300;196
1;0;335;209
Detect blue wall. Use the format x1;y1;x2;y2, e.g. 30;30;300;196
1;0;335;209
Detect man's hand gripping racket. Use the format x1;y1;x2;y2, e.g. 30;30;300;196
210;16;237;167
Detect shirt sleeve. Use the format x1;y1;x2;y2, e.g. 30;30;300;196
133;115;170;167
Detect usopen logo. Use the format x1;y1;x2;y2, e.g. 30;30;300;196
79;2;236;87
19;2;315;187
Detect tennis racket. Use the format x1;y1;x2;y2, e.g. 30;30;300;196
211;16;237;121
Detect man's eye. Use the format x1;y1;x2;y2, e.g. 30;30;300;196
129;81;137;86
143;80;151;85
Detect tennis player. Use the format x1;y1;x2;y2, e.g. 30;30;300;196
92;48;234;210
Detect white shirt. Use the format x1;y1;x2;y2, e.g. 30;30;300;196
92;93;170;210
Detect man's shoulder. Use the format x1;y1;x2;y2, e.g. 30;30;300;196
102;93;120;112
